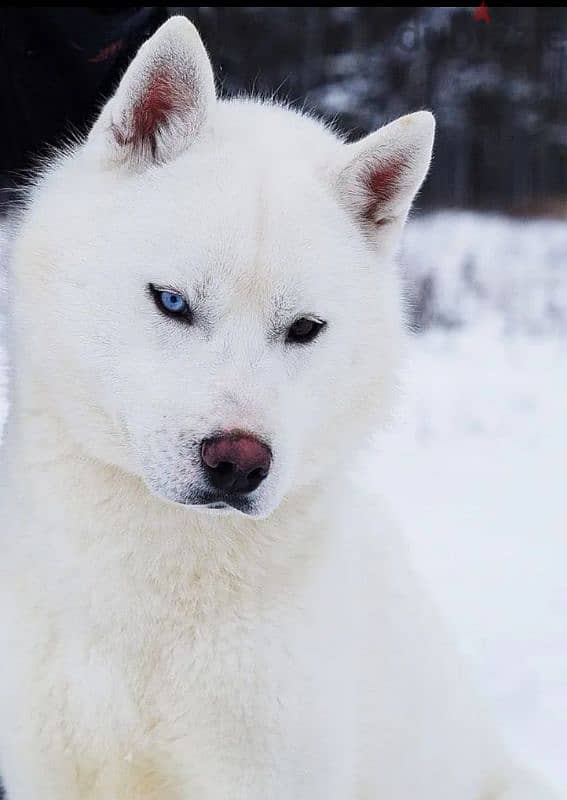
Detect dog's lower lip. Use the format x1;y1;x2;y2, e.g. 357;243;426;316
181;491;255;515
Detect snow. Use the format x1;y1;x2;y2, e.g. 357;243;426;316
363;212;567;792
0;212;565;791
360;325;567;793
401;211;567;334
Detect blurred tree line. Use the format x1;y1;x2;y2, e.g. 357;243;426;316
178;6;567;215
0;7;565;216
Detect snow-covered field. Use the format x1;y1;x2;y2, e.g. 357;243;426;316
371;213;567;793
362;326;567;793
1;212;566;792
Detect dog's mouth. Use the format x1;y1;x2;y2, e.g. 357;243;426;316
181;489;256;516
143;473;267;517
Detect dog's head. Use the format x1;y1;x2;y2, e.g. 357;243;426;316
13;18;434;518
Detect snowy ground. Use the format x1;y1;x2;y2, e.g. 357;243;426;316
362;325;567;793
365;212;567;793
1;212;566;792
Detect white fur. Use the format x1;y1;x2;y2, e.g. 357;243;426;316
0;17;556;800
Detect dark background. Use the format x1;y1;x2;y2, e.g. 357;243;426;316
185;7;567;215
1;7;566;216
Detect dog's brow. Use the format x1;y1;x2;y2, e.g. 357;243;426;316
265;290;306;341
270;290;298;327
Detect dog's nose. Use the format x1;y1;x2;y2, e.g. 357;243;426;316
201;433;272;495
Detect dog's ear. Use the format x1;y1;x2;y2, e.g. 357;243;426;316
88;16;215;169
337;112;435;231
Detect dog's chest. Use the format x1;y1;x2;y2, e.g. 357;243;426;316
52;562;353;790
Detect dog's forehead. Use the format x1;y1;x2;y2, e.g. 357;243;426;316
113;147;350;290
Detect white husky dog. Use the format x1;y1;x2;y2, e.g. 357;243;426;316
0;17;556;800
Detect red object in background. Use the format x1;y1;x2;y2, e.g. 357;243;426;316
473;2;490;24
88;39;124;64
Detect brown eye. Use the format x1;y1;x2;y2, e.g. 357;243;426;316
286;316;326;345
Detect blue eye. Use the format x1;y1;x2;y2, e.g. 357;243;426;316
161;291;185;312
150;285;191;321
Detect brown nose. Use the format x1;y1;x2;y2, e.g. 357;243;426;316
201;433;272;495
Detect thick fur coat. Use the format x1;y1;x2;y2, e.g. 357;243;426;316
0;17;557;800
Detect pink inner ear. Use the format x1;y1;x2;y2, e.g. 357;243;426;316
113;68;191;156
362;158;405;221
132;70;178;143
